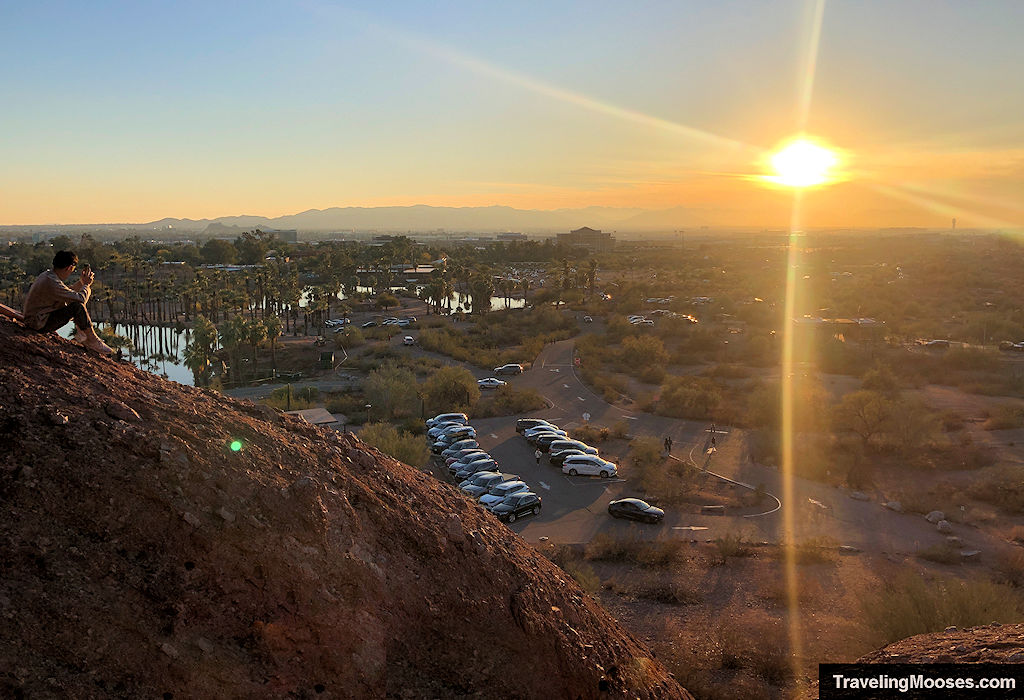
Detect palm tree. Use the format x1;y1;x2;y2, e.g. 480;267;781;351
246;318;268;381
218;315;248;386
264;316;283;374
183;315;218;387
587;259;598;298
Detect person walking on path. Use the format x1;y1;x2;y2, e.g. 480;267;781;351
534;448;542;465
22;250;112;355
664;436;672;454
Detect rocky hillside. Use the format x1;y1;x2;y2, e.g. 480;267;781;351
0;319;689;699
858;623;1024;664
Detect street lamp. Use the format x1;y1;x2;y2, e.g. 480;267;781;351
365;403;372;423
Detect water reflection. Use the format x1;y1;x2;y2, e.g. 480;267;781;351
59;319;194;386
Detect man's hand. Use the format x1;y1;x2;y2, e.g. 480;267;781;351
80;268;95;286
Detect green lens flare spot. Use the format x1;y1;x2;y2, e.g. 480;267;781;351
230;440;243;452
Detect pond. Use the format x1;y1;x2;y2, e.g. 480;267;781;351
57;319;195;386
299;285;524;312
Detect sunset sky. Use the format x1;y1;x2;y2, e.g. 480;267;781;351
2;0;1022;228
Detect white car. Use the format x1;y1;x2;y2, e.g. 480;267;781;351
427;413;468;429
479;480;530;510
477;377;507;390
403;335;415;345
562;455;618;478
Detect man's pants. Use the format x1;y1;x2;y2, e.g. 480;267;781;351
40;302;92;334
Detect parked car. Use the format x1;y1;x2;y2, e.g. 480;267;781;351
477;377;507;390
925;339;950;348
494;363;524;375
549;448;586;467
461;472;519;498
437;423;476;440
547;439;599;457
583;315;593;323
440;439;478;458
403;335;415;345
562;455;618;478
427;421;463;439
448;452;493;471
523;425;563;440
479;480;530;509
404;316;417;323
445;448;487;466
536;432;571;452
491;492;542;523
516;418;557;435
453;458;499;481
427;413;468;429
432;428;477;453
361;321;377;328
608;498;665;523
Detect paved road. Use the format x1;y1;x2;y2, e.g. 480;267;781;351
454;338;1004;558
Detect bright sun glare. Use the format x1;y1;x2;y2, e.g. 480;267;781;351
767;138;839;188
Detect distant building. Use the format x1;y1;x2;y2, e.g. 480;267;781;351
496;232;527;242
556;226;615;252
270;229;298;243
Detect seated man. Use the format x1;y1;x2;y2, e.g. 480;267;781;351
22;250;113;355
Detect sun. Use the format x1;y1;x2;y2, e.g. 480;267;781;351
765;138;840;188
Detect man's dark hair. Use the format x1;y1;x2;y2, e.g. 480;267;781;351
53;250;78;270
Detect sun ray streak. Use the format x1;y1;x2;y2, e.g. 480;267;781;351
309;2;760;155
782;192;805;681
864;181;1023;229
797;0;827;131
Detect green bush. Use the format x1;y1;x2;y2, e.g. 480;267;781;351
657;376;721;420
714;532;754;558
471;386;547;418
262;385;319;410
358;422;429;467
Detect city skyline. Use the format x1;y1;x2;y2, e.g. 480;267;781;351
2;1;1022;228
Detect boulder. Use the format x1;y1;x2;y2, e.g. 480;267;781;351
883;501;903;513
936;520;953;534
925;510;945;523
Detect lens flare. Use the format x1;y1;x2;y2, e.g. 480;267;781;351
766;138;840;188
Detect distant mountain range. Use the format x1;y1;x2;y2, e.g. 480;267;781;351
8;205;710;236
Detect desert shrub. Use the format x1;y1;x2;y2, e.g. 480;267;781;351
704;363;751;379
422;365;481;415
714;531;754;558
610;420;630;439
939;410;966;432
633;581;702;605
584;532;684;567
861;572;1024;645
471;386;547;418
984;405;1024;430
358;422;429;467
334;327;365;348
543;545;600;593
324;391;368;418
571;424;610;443
792;536;840;564
620;334;668;368
363;363;420;419
637;364;666;385
916;543;963;565
657;375;721;419
992;549;1024;588
968;466;1024;513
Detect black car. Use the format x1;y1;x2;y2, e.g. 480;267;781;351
607;498;665;524
494;363;524;375
535;433;569;453
549;448;586;467
453;459;499;481
491;492;542;523
516;418;556;434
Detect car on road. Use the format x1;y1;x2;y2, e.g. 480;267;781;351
453;458;499;481
491;492;542;523
403;335;415;345
477;377;507;390
608;498;664;523
479;480;530;509
547;439;599;457
361;321;377;328
494;363;524;375
461;472;519;498
562;455;618;478
583;315;593;323
325;318;349;327
427;413;469;429
924;339;950;349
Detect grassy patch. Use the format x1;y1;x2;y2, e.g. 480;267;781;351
968;465;1024;513
714;531;755;558
916;543;963;565
584;532;685;567
861;571;1024;645
471;386;547;418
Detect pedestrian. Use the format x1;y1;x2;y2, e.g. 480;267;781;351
22;250;112;354
534;448;542;465
710;423;716;435
664;436;672;454
711;435;717;448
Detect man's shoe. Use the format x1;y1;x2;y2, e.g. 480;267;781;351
84;338;114;355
